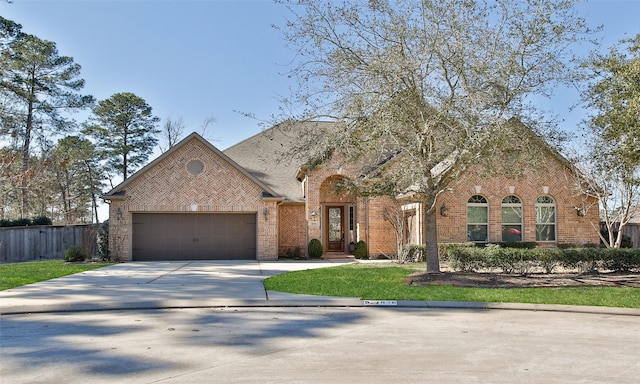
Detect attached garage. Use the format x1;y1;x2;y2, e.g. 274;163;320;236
102;133;283;261
132;213;257;261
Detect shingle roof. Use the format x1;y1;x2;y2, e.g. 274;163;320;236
223;121;336;202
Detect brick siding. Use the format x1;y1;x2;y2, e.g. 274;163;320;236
278;204;307;256
436;157;600;246
108;137;279;260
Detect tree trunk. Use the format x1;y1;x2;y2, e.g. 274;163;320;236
423;200;440;273
21;98;34;218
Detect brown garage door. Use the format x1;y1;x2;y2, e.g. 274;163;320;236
132;213;257;261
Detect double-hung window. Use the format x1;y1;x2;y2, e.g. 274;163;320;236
535;196;556;241
467;195;488;242
501;195;523;242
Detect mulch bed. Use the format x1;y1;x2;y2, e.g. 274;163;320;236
405;271;640;288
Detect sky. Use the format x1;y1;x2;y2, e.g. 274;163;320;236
1;0;640;220
2;0;640;150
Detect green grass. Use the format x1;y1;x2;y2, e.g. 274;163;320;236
0;260;111;290
264;263;640;309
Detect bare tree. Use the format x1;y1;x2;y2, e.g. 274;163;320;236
199;115;217;142
276;0;593;272
382;198;408;261
572;34;640;248
159;116;186;153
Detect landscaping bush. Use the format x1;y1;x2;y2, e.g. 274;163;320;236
442;243;640;273
308;238;323;258
354;240;368;259
96;220;110;261
0;218;32;227
0;216;52;227
487;241;537;249
439;242;475;262
448;245;485;272
31;216;53;225
402;244;426;262
284;246;303;259
63;245;88;262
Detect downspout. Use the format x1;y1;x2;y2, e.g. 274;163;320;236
365;197;370;258
276;199;286;259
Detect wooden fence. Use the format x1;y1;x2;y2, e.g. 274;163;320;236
0;224;100;263
601;222;640;248
623;223;640;248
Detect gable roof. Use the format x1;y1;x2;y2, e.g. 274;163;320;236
224;121;336;202
101;132;280;200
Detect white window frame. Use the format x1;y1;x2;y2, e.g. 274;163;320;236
535;195;556;242
501;195;523;242
467;195;489;242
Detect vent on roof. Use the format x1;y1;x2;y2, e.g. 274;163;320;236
186;159;204;175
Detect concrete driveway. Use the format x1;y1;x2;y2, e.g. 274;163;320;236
0;260;360;314
1;260;640;383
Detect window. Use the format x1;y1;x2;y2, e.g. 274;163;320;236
501;195;522;242
535;196;556;241
467;195;488;242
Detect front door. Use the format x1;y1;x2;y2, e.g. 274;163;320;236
326;206;344;252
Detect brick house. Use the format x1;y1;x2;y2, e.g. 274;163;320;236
102;121;599;261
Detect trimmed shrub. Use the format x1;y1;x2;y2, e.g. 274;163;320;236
63;245;88;262
284;246;303;259
489;241;537;249
354;240;368;259
448;245;485;272
402;244;426;262
308;238;323;259
442;243;640;273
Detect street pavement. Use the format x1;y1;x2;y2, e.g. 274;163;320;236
1;260;639;383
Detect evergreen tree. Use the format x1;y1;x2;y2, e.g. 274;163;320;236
51;136;105;223
83;92;160;180
0;17;93;217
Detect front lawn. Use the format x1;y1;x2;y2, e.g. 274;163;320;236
263;263;640;308
0;260;111;290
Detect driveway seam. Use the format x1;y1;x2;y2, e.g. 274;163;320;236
144;261;194;284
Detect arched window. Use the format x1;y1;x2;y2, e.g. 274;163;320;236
467;195;488;242
501;195;522;242
535;196;556;241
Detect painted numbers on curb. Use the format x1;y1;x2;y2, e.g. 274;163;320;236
363;300;398;306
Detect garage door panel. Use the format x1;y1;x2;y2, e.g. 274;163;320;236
132;213;257;261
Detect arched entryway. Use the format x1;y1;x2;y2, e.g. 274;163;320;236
319;175;356;253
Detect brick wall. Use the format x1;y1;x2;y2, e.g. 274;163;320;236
436;156;600;245
278;203;307;256
366;196;401;257
108;137;279;260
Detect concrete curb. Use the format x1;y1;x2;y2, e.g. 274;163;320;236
3;298;639;316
